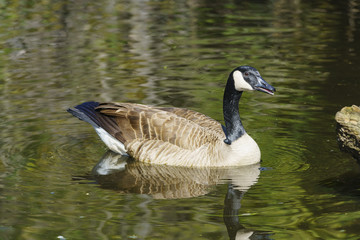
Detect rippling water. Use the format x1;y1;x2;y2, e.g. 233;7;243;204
1;0;360;239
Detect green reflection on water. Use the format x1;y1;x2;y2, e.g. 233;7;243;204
1;0;360;239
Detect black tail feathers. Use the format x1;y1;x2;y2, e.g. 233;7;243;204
67;101;101;128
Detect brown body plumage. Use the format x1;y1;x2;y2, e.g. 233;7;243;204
86;102;259;167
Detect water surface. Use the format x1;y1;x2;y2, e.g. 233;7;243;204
1;0;360;239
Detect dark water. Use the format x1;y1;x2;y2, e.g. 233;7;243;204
1;0;360;239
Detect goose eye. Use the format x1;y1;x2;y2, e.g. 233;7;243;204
244;72;249;76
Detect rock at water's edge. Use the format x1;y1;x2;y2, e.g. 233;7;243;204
335;105;360;161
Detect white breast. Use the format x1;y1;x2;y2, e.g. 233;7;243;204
222;133;261;166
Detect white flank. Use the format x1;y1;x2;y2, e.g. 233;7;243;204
233;70;253;92
94;127;128;155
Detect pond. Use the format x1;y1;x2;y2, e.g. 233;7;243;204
1;0;360;239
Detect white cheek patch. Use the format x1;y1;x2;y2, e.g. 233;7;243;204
233;70;253;91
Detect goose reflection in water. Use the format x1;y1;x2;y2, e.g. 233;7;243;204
76;151;272;239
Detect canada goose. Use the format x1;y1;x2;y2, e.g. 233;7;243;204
67;66;275;167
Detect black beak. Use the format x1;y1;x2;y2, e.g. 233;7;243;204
254;77;276;95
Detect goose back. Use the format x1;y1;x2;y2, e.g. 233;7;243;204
94;102;230;166
69;101;261;167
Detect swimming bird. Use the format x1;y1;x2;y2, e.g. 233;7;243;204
67;66;275;167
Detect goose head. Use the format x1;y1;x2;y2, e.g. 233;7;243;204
232;66;276;95
223;66;275;145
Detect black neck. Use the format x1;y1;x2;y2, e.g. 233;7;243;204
223;75;245;145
